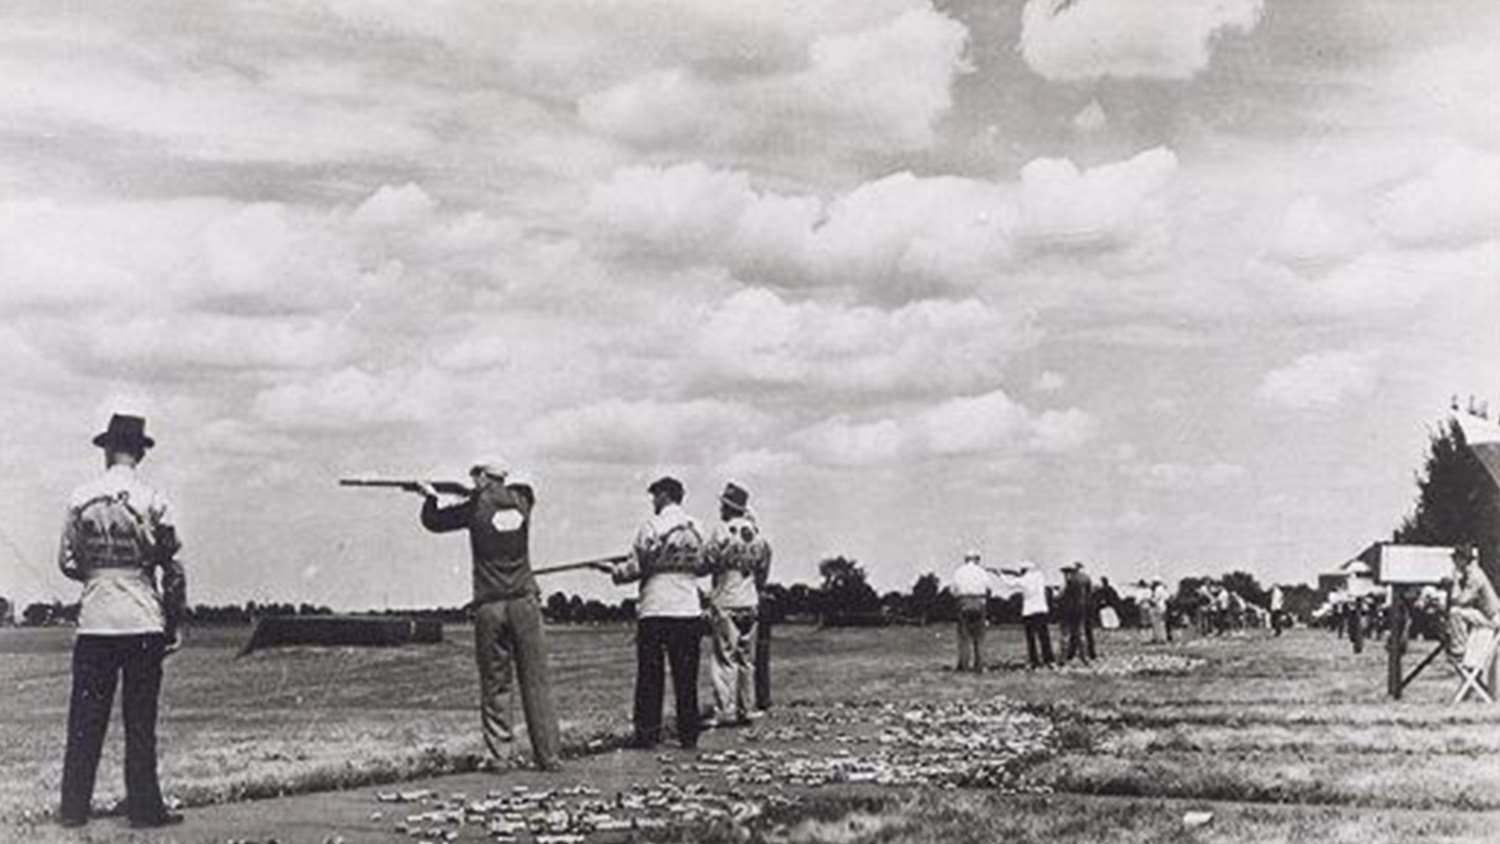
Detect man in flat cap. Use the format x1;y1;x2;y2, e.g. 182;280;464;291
608;476;707;749
417;462;561;771
57;414;186;829
702;482;771;726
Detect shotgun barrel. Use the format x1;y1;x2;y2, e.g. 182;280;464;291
338;478;474;496
532;554;628;576
460;554;628;611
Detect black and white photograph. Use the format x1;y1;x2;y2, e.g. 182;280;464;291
1;1;1497;841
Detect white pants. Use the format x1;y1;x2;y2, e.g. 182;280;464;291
710;607;757;721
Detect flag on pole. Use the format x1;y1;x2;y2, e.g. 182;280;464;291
1452;409;1500;491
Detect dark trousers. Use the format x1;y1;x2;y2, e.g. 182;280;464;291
60;634;167;823
1023;614;1054;667
1062;617;1095;662
956;609;986;672
633;617;702;747
473;596;560;767
754;614;771;710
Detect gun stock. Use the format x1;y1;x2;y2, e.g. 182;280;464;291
338;478;473;496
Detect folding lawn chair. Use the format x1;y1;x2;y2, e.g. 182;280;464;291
1450;625;1500;704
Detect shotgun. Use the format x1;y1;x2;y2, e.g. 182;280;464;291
459;554;629;612
533;554;629;576
338;478;473;496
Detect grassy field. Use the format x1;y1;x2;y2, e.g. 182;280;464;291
3;622;1498;841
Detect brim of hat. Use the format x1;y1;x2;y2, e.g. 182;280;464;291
93;433;154;449
719;495;748;510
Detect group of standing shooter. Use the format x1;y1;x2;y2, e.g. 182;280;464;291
949;553;1103;673
417;469;772;763
604;477;772;749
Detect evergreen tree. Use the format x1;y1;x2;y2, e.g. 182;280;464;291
1393;419;1500;584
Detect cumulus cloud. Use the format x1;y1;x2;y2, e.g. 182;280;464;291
0;19;436;164
0;186;519;317
1265;241;1497;318
579;6;970;152
1376;145;1500;249
1256;349;1381;409
1122;461;1245;490
1268;195;1372;274
521;398;769;465
685;288;1033;396
587;147;1177;293
1071;99;1108;133
1033;371;1066;392
1019;0;1263;81
1014;147;1178;255
251;366;460;431
791;389;1097;467
42;314;360;378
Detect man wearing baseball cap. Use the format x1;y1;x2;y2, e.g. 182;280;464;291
416;461;561;772
608;475;707;749
57;414;187;829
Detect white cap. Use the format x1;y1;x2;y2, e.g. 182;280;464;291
470;461;509;480
964;549;981;561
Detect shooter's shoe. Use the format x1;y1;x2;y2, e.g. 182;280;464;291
537;759;564;773
129;811;184;829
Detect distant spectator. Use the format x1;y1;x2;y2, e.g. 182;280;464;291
995;561;1054;669
1445;545;1499;668
950;551;993;673
1148;577;1170;644
1058;562;1095;663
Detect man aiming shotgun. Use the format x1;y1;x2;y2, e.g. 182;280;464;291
347;462;563;772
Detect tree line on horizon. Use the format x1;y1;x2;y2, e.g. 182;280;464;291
4;419;1493;629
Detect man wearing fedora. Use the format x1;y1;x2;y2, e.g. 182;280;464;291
608;476;707;749
416;463;561;772
702;482;771;726
56;414;187;829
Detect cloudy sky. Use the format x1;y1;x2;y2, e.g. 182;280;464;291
2;0;1496;609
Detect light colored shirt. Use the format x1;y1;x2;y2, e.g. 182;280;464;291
1453;567;1500;621
1150;584;1170;610
999;566;1049;616
704;514;769;610
1270;586;1284;611
950;562;993;597
58;464;182;635
613;503;705;618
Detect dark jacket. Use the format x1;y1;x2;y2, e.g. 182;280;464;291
421;485;536;603
1058;573;1093;622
